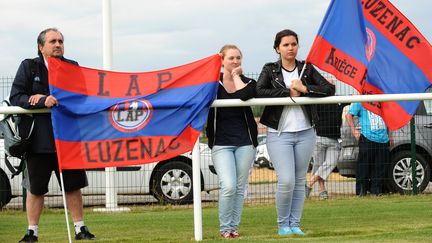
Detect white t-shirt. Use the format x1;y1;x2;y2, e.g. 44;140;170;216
268;67;311;133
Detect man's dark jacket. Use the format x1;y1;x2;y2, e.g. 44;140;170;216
10;55;78;153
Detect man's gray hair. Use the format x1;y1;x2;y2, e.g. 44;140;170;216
37;28;64;56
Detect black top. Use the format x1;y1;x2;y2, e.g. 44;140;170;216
206;73;258;149
10;55;78;153
214;87;252;146
315;103;349;139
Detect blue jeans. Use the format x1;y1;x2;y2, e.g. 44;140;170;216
267;128;316;227
212;145;256;232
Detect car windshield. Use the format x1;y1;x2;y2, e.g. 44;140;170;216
423;88;432;115
424;100;432;115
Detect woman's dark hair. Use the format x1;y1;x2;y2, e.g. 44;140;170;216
273;29;299;50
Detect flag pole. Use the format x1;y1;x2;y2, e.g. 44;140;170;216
59;172;73;243
55;117;72;242
192;140;203;241
299;61;307;81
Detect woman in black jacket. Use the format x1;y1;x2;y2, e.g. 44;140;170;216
206;44;258;239
256;29;334;236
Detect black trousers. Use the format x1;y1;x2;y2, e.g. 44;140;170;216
356;135;390;195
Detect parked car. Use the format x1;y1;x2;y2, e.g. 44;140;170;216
254;134;273;169
0;143;219;208
337;99;432;194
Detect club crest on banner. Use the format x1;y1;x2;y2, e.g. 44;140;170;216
365;27;376;62
109;98;153;132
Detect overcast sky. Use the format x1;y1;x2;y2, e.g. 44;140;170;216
0;0;430;76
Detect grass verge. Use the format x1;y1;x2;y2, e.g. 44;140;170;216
1;194;431;242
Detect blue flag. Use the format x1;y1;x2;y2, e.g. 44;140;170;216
307;0;432;130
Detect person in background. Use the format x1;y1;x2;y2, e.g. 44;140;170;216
206;44;258;239
345;103;392;196
256;29;334;236
306;78;348;199
10;28;95;242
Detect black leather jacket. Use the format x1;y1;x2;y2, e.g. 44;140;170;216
256;60;335;130
10;55;78;153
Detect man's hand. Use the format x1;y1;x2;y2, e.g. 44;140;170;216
44;95;58;108
345;112;361;140
352;127;361;141
388;131;394;147
28;94;46;106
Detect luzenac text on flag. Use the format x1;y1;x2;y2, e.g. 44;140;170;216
359;0;431;130
48;54;221;170
306;0;432;130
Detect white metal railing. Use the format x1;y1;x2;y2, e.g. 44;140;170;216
211;93;432;107
2;93;432;242
1;93;432;115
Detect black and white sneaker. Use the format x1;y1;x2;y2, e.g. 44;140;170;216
75;226;96;240
18;229;38;243
305;185;312;198
319;190;329;200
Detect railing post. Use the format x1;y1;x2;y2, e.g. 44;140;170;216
192;140;203;241
410;118;417;194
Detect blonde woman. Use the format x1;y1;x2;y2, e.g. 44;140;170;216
206;45;258;239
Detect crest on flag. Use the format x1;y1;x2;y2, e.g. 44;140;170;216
365;27;376;61
109;98;153;133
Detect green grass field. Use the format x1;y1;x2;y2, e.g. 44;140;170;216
1;195;432;242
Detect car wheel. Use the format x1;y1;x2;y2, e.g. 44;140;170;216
256;157;269;168
0;169;12;209
389;151;431;194
152;161;193;204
